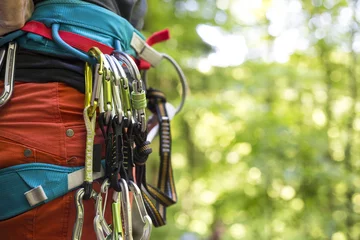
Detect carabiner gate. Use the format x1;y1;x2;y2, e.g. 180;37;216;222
128;181;152;240
0;42;17;108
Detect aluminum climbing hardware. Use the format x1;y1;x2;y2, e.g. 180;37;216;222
113;52;147;132
0;42;17;107
83;47;105;199
85;47;105;117
72;188;85;240
73;188;97;240
119;179;133;240
104;54;123;123
110;55;132;122
128;181;152;240
94;191;112;240
102;58;113;124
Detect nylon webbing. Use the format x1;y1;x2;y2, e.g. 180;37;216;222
133;88;177;227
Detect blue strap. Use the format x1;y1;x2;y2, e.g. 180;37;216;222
0;163;82;220
51;23;96;64
0;30;26;47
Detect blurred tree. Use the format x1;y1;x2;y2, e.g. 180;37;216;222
143;0;360;239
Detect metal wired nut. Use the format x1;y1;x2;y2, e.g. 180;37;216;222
66;129;75;137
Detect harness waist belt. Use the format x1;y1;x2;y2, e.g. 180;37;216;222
0;0;145;59
0;162;105;220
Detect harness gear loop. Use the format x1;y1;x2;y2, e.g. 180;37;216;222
52;23;96;64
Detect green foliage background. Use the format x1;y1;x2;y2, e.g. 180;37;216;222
141;0;360;239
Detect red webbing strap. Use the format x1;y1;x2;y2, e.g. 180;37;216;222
138;29;170;70
21;21;114;54
21;21;169;69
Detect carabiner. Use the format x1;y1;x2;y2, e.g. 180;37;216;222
72;188;85;240
0;42;17;107
118;179;133;240
111;191;122;240
128;181;152;240
110;55;132;122
105;54;123;123
102;57;113;124
72;188;97;240
111;179;132;240
112;52;146;132
85;47;105;117
94;191;112;240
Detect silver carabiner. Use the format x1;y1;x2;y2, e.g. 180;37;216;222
94;192;112;240
0;42;17;107
128;181;152;240
104;54;123;123
119;179;133;240
72;188;97;240
110;55;133;122
72;188;85;240
112;52;146;132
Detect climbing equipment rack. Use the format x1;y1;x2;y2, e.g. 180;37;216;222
68;43;187;239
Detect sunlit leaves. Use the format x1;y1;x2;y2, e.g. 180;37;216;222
145;0;360;239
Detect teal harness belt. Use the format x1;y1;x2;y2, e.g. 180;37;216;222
0;0;145;59
0;162;105;220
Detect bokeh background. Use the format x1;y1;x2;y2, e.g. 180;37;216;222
142;1;360;239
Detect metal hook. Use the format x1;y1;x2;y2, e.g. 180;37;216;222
102;57;113;124
72;188;85;240
112;52;146;132
112;179;133;240
94;190;112;240
0;42;17;108
104;55;124;123
110;55;133;123
128;181;152;240
73;188;97;240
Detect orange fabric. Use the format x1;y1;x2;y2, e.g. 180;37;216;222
0;81;113;240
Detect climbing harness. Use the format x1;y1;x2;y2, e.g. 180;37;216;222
0;0;188;239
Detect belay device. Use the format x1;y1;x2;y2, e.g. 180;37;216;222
0;1;187;239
